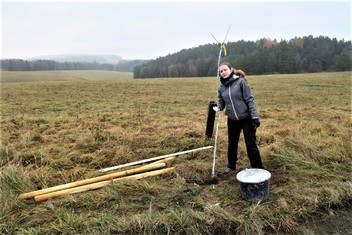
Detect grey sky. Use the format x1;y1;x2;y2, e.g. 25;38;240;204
1;0;351;60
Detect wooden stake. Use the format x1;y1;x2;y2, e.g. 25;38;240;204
98;146;213;172
150;156;176;164
34;167;175;202
19;162;166;200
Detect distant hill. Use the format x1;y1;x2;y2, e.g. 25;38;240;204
2;54;150;72
28;54;123;64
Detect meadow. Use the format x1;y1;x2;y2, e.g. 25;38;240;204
0;70;133;83
0;71;351;234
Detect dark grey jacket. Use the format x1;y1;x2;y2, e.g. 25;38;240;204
217;75;259;120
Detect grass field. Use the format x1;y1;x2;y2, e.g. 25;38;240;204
1;70;133;82
0;71;351;234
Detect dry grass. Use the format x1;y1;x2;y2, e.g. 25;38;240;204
1;70;133;83
0;71;351;234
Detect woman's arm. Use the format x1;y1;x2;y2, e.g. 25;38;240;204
241;80;259;119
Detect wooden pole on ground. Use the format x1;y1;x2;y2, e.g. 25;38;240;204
34;167;175;202
19;162;166;200
98;146;213;173
150;156;176;164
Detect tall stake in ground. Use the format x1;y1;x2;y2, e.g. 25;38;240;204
210;25;231;184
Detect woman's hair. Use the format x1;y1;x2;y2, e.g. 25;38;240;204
219;62;232;70
219;62;249;83
234;69;249;83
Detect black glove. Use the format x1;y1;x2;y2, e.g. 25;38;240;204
252;118;260;130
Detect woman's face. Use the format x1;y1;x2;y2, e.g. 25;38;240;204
219;65;232;78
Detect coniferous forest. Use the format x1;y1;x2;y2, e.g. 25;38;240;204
1;36;351;78
134;35;351;78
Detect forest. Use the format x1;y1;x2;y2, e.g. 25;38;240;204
0;59;146;73
1;35;351;78
134;35;351;78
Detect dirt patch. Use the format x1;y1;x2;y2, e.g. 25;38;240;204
301;207;352;235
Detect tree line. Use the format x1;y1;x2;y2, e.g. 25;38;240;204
2;35;350;78
133;35;351;78
0;59;147;72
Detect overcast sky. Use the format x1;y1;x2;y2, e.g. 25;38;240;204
1;0;351;60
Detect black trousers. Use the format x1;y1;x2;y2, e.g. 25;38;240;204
227;116;263;169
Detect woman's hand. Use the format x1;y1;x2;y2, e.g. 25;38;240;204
252;118;260;129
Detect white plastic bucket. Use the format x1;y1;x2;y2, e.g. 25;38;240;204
236;168;271;202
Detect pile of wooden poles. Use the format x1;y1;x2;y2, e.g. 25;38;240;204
19;146;213;202
19;158;175;202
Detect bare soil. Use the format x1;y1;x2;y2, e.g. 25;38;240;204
300;207;352;235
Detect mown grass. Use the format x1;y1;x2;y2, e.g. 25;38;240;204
0;71;351;234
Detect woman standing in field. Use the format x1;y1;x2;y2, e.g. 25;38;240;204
214;62;263;173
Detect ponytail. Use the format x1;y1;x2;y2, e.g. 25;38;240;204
234;69;249;84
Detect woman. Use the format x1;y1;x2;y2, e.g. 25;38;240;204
214;62;263;173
